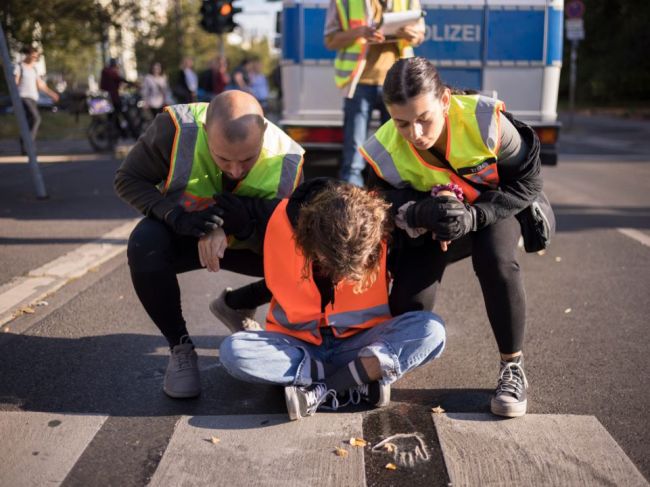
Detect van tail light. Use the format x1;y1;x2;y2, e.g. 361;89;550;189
285;127;344;144
534;126;559;145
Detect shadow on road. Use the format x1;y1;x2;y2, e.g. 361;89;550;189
0;331;500;423
0;332;285;417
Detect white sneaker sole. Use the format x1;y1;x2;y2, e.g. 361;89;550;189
163;385;201;399
490;397;527;418
284;386;302;421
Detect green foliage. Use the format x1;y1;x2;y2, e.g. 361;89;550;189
134;0;277;77
1;0;141;89
559;0;650;104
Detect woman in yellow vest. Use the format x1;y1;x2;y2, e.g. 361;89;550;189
360;57;544;418
219;178;446;421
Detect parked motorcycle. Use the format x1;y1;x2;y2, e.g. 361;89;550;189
86;91;151;152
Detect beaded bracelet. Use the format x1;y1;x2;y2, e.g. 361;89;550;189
431;183;464;202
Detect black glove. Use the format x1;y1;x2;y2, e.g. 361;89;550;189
164;206;223;238
435;203;478;240
213;192;254;239
406;195;466;231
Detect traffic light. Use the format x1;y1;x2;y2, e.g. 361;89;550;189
199;0;242;35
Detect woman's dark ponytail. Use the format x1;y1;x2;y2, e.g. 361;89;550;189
383;57;446;105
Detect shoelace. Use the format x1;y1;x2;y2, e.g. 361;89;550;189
495;361;529;399
174;348;194;371
305;384;339;414
347;384;369;406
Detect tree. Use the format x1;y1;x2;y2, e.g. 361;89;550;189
559;0;650;105
1;0;141;88
134;0;277;77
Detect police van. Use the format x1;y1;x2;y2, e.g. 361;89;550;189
279;0;564;165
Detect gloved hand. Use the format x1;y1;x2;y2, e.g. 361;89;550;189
164;206;223;238
435;203;478;240
213;192;254;239
406;195;466;231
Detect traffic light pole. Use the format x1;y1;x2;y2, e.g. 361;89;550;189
0;23;48;199
219;34;225;58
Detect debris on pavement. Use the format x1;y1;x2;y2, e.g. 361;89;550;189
349;437;367;447
334;446;348;457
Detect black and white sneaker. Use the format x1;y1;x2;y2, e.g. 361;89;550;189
284;383;338;421
490;357;529;418
349;382;391;408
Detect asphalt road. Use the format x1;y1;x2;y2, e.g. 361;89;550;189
0;113;648;486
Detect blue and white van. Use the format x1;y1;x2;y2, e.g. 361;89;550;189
279;0;564;165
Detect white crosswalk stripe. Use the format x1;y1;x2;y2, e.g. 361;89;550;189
0;411;108;487
1;411;647;486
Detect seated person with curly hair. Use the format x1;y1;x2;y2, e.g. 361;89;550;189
217;178;446;420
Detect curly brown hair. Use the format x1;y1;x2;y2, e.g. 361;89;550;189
294;182;392;294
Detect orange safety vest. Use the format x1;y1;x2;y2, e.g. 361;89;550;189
264;200;392;345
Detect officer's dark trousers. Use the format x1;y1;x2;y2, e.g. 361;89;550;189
127;217;267;347
388;215;526;354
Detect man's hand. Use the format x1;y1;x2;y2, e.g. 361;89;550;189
406;195;466;232
198;228;228;272
396;25;423;44
164;206;223;238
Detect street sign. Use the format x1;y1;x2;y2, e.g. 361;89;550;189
565;18;585;41
566;0;585;19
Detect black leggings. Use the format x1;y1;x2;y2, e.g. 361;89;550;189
127;218;269;347
389;215;526;354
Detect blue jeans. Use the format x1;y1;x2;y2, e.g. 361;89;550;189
220;311;445;387
340;84;391;187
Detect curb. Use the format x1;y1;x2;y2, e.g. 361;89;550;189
0;218;139;327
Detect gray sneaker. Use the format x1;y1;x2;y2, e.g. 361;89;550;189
163;339;200;399
490;357;529;418
209;288;262;334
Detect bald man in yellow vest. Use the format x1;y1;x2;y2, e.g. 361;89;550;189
115;91;304;399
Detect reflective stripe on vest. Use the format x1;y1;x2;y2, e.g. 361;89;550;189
264;200;391;346
162;103;304;211
360;95;505;203
334;0;414;89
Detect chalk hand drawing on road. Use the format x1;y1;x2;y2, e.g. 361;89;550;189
371;433;430;468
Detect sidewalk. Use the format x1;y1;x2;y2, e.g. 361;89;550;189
0;147;140;321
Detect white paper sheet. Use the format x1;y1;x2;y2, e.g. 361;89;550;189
379;10;424;36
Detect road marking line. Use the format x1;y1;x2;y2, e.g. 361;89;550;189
617;228;650;248
0;154;114;163
0;218;139;327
